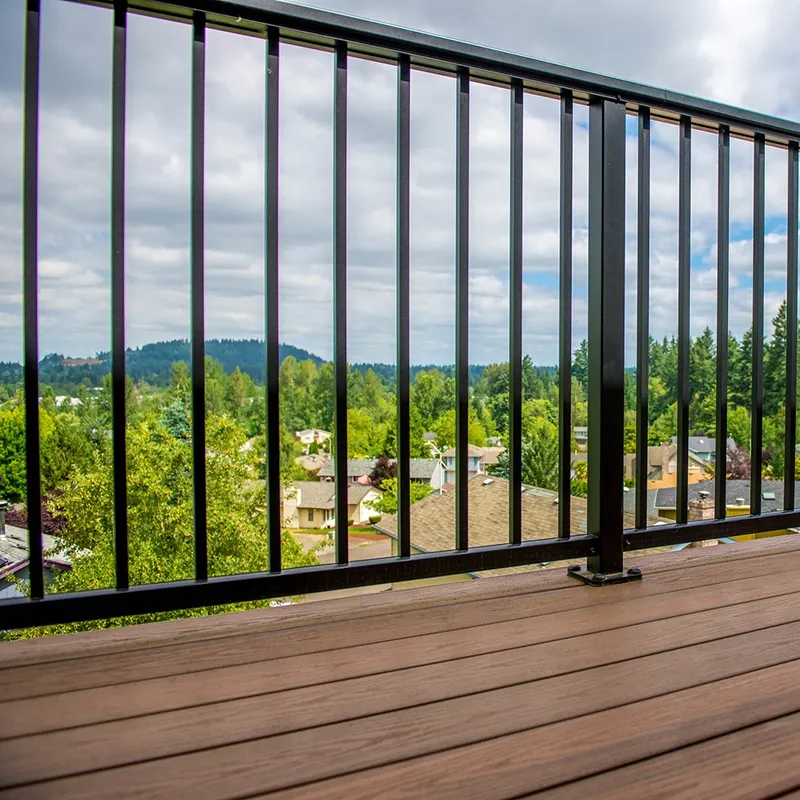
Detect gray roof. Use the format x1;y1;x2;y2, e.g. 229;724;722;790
295;481;377;509
670;436;736;453
317;459;377;478
0;525;67;574
409;459;441;480
655;480;800;512
622;487;659;519
317;458;440;480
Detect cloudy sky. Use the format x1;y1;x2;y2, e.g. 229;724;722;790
0;0;798;367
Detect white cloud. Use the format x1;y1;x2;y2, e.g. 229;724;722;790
0;0;798;365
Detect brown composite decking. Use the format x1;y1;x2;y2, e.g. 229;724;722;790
3;537;800;798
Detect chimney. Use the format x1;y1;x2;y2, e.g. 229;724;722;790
688;490;717;547
0;499;6;536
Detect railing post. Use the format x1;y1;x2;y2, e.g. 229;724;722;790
570;98;637;586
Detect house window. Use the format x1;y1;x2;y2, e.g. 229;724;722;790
307;509;314;522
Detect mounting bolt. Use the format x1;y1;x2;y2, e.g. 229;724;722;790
568;564;582;573
624;539;632;549
593;573;606;583
588;547;597;556
627;567;642;576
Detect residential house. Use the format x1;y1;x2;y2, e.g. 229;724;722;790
624;443;709;488
670;435;736;464
0;521;71;600
654;479;800;540
573;426;588;448
479;446;505;471
374;475;670;583
318;458;445;490
295;453;329;474
294;428;331;449
283;481;382;528
318;459;377;484
442;444;485;484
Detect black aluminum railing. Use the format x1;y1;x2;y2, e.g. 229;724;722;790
3;0;800;628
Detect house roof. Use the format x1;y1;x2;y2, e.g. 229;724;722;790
409;458;442;480
622;487;660;519
670;436;736;453
442;444;486;458
295;453;329;473
643;444;706;468
375;475;666;552
317;458;441;480
317;459;377;478
654;479;800;512
295;481;378;509
0;525;70;579
479;446;505;466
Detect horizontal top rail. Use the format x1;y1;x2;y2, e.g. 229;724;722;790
71;0;800;145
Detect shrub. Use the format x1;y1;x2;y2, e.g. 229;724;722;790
368;515;382;524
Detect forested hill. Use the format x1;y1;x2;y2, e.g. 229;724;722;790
0;339;518;393
0;340;324;392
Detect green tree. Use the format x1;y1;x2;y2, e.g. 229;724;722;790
572;340;589;394
411;369;453;429
491;418;559;491
764;302;789;417
432;408;487;451
623;420;637;454
649;403;678;446
0;402;31;501
727;405;751;451
367;477;432;515
730;326;752;407
7;417;318;638
161;398;191;440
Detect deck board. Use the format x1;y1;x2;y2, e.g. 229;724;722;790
2;538;800;799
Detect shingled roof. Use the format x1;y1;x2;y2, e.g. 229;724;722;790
295;481;377;509
655;479;800;512
317;458;441;480
374;475;666;553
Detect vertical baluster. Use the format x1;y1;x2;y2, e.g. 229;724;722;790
111;0;129;589
23;0;43;599
508;78;523;546
715;126;730;519
191;12;207;580
396;54;411;558
334;41;349;564
676;116;691;526
558;90;573;539
265;27;282;571
785;142;799;512
455;67;470;552
751;133;766;514
635;107;650;530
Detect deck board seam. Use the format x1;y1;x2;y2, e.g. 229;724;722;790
9;651;800;796
7;551;800;696
514;706;800;799
6;577;800;707
4;542;799;670
5;615;800;774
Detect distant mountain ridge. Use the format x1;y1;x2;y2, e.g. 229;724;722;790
0;340;324;391
0;339;552;394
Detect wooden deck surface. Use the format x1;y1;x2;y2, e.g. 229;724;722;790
3;537;800;799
